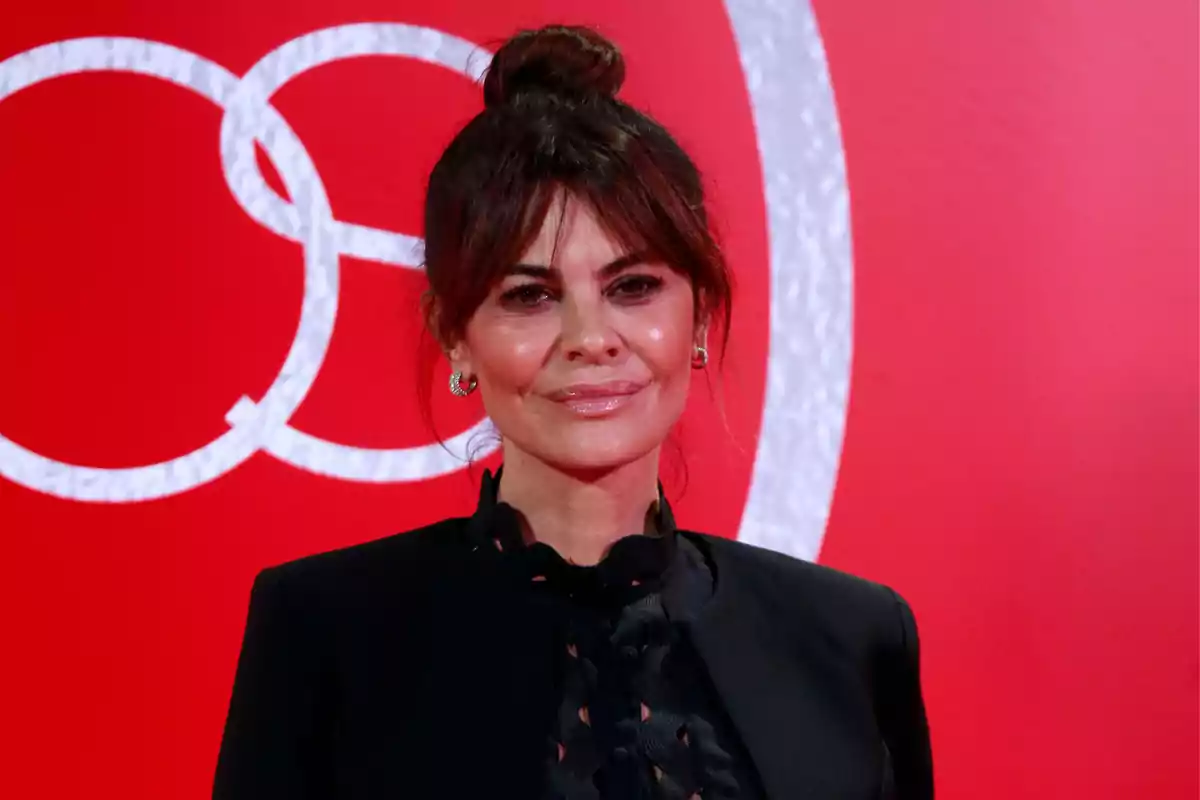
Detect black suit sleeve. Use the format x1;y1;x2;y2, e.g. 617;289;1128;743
878;589;934;799
213;567;333;799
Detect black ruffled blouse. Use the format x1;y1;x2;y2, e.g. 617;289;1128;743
465;470;766;800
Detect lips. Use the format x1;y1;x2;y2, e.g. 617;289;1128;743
546;380;648;417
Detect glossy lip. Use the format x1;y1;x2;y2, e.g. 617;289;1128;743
546;381;648;418
547;380;647;401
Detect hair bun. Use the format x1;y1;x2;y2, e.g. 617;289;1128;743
483;25;625;108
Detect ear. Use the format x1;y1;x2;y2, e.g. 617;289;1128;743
693;289;712;346
449;346;474;380
425;291;474;378
694;313;711;351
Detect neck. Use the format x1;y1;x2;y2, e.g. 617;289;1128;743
496;443;663;566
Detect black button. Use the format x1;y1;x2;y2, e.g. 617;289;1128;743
620;646;639;662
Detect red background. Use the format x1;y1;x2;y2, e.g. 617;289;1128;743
0;1;1196;797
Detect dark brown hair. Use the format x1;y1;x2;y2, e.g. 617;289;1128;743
421;24;733;350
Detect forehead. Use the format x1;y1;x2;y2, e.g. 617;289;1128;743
518;192;626;269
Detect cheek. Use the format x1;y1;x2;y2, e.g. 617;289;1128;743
633;300;695;379
466;318;551;392
642;325;689;370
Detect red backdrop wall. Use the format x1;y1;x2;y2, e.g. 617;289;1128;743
0;1;1195;798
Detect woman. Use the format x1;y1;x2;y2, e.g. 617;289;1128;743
213;24;933;800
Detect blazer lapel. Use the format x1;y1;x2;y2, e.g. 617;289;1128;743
682;538;843;800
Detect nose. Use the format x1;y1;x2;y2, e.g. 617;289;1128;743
560;295;623;364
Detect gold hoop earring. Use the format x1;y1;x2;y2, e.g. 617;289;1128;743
449;371;477;397
692;344;709;370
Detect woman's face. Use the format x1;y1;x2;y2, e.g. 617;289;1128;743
449;193;705;474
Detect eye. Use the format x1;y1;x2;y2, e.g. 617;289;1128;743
607;275;663;301
498;283;555;309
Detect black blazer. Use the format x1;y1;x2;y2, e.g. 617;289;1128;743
213;519;933;799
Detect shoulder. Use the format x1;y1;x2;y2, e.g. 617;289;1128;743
249;517;473;606
689;531;903;606
686;531;916;651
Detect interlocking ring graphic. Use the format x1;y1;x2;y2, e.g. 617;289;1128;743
0;5;852;562
0;25;502;503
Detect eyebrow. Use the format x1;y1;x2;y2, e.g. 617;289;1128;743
505;251;649;280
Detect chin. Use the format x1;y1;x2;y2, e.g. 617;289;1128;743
530;422;664;473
